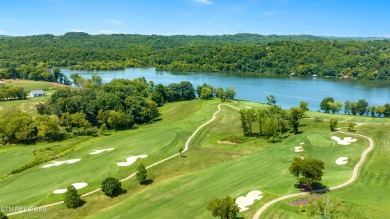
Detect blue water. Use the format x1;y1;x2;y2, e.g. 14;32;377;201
61;68;390;111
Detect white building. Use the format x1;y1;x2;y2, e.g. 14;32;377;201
29;90;45;97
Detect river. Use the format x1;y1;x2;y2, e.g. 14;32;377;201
61;68;390;111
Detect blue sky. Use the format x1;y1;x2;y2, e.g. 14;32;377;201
0;0;389;37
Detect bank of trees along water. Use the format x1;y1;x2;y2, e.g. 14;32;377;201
320;97;390;117
1;32;390;80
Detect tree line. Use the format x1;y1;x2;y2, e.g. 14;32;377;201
239;100;308;141
0;32;390;80
320;97;390;117
0;83;26;100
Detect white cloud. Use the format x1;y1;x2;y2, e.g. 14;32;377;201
0;30;6;34
194;0;213;5
99;30;120;34
69;29;84;32
103;19;124;25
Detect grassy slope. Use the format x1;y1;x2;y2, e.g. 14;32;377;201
0;99;218;208
0;80;69;115
6;100;388;219
80;106;365;219
261;124;390;219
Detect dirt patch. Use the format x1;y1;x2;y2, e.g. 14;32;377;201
217;140;239;145
48;82;70;88
0;107;3;111
190;148;243;156
287;197;309;206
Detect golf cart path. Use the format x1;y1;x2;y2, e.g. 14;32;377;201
252;129;375;219
8;103;237;216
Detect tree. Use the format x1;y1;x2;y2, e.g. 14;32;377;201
289;157;325;189
351;102;358;115
289;107;302;134
207;196;239;219
307;194;345;218
344;100;351;114
179;146;184;155
348;120;356;131
101;177;122;197
224;86;236;101
0;211;8;219
357;99;369;116
299;101;309;114
320;97;334;113
64;185;84;208
266;95;277;105
328;101;342;114
215;87;225;101
369;105;377;117
329;118;338;131
200;87;213;100
136;163;147;184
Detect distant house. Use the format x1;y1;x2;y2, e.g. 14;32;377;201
29;90;45;97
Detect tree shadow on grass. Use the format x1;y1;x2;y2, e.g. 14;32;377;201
141;179;154;186
108;189;127;198
180;155;188;158
294;182;329;193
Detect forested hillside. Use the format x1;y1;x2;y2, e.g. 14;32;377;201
0;32;389;80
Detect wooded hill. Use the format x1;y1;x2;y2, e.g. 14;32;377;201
0;32;389;80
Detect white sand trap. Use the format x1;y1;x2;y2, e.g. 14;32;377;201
300;142;305;145
42;159;81;168
53;182;88;194
295;146;303;152
117;155;148;166
335;157;348;165
236;190;263;212
297;156;304;160
89;148;114;155
331;136;357;145
245;106;252;109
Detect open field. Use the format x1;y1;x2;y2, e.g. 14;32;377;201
3;99;389;218
0;80;70;115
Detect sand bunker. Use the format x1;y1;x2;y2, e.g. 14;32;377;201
245;106;252;109
53;182;88;194
297;156;304;160
89;148;114;155
300;142;305;145
295;146;303;152
335;157;348;165
331;136;357;145
42;159;81;168
117;155;148;166
236;190;263;212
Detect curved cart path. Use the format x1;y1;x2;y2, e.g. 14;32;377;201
252;130;375;219
8;103;236;216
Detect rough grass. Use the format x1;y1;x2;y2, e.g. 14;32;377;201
5;100;388;219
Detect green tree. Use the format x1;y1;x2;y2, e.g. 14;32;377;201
348;121;356;131
200;87;213;100
320;97;334;113
224;86;236;101
179;146;184;155
344;100;351;114
207;196;239;219
307;194;345;218
64;185;84;208
289;157;325;189
0;211;8;219
357;99;369;116
329;118;338;131
351;102;358;115
299;101;309;114
101;177;122;197
289;107;302;134
266;94;277;105
215;87;225;101
369;105;377;117
136;163;147;184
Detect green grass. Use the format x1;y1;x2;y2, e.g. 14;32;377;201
0;80;70;115
5;99;389;219
0;99;219;208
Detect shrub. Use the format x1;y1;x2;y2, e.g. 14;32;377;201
136;163;147;184
0;211;8;219
207;196;239;219
101;177;122;197
64;185;84;208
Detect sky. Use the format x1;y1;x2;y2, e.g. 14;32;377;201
0;0;389;37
